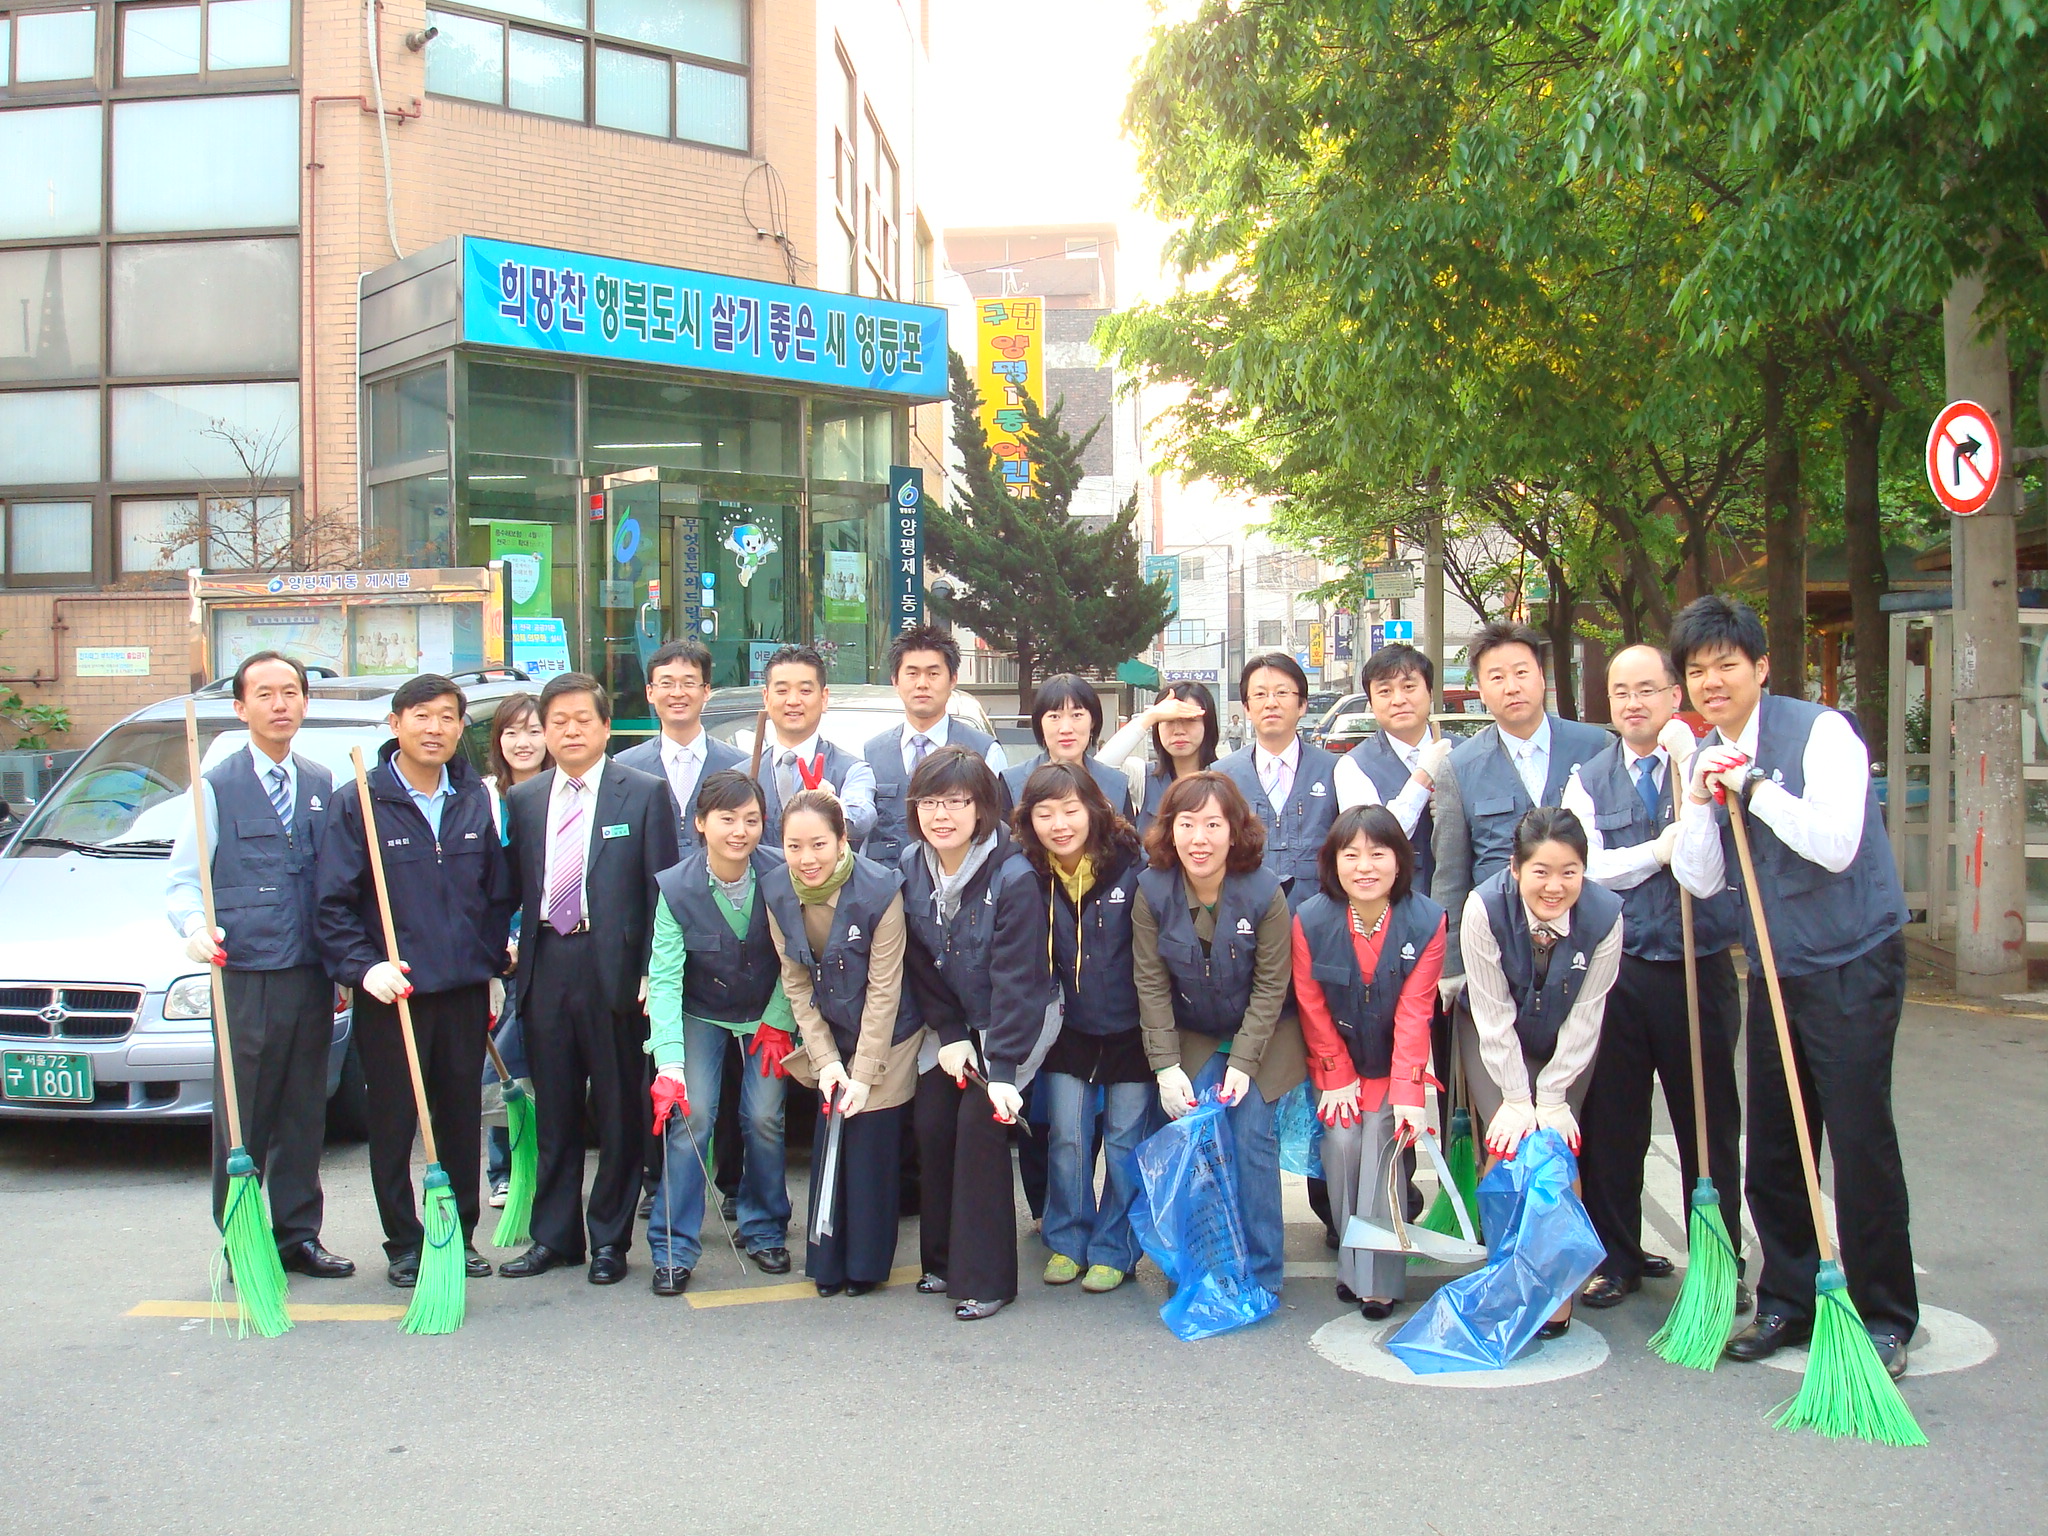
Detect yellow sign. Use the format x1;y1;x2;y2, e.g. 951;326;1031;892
1308;622;1326;669
975;297;1043;487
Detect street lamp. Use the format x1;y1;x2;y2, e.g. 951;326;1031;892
928;577;955;635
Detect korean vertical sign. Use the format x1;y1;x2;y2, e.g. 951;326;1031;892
976;297;1042;486
890;466;924;633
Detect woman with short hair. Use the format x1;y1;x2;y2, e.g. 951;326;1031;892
1001;674;1135;818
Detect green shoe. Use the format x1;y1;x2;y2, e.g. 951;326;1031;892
1043;1254;1083;1285
1080;1265;1127;1293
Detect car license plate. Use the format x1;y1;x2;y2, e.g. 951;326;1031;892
1;1050;94;1103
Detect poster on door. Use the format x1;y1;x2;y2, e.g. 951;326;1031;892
823;549;867;624
489;522;554;618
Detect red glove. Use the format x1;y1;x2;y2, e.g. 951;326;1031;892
650;1072;690;1135
748;1024;795;1079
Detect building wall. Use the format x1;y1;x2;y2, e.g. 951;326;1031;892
0;592;189;741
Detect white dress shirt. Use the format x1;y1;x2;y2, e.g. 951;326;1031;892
1332;730;1434;838
1253;736;1302;808
541;755;607;925
659;728;708;817
166;741;302;935
1460;888;1624;1106
1672;705;1871;895
899;713;1008;775
1499;715;1552;804
1562;746;1676;892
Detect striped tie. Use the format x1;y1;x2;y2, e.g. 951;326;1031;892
267;764;293;835
546;777;587;933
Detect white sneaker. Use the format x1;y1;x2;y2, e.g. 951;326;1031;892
489;1181;509;1208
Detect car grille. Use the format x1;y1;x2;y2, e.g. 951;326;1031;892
0;985;145;1041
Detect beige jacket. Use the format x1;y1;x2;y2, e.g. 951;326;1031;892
766;889;919;1113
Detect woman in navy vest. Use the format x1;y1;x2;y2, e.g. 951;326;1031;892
1013;761;1153;1293
901;748;1053;1321
1096;680;1220;833
1293;806;1447;1318
1001;674;1135;819
760;789;911;1296
1458;806;1624;1337
1133;771;1302;1296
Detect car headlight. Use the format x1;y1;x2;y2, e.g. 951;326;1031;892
163;974;214;1020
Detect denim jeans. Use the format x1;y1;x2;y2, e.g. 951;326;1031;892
482;993;530;1184
646;1019;790;1269
1191;1052;1286;1293
1041;1070;1155;1273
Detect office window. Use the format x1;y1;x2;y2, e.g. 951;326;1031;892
118;496;200;574
369;363;448;469
1293;618;1315;647
8;499;92;576
111;380;299;481
207;0;291;68
122;4;202;76
674;58;742;148
493;0;584;23
0;388;100;482
112;94;301;232
507;26;582;118
111;238;299;376
1181;556;1204;582
0;247;102;382
1164;620;1207;645
119;0;293;77
594;45;666;135
467;362;575;459
0;106;104;240
14;7;97;82
1256;619;1283;648
598;0;740;59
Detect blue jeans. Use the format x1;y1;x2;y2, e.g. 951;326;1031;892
646;1019;790;1269
483;992;529;1184
1191;1052;1285;1293
1042;1071;1155;1273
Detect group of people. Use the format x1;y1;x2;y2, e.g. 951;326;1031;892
172;593;1918;1371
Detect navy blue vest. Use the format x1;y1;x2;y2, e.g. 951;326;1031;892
1137;764;1172;834
1296;890;1446;1077
1136;864;1284;1036
207;749;330;972
863;719;999;870
1214;738;1340;907
759;738;863;847
1476;868;1623;1062
897;836;1027;1035
1448;715;1611;887
655;848;782;1026
1576;738;1741;962
1708;695;1905;977
1002;753;1134;819
759;853;908;1055
1047;849;1143;1036
1343;730;1435;893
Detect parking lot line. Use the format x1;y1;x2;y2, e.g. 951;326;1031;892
127;1300;407;1322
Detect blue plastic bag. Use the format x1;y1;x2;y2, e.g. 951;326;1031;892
1129;1090;1281;1341
1273;1081;1325;1179
1386;1129;1605;1373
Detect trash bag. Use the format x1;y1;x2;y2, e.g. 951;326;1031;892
1129;1090;1281;1341
1386;1129;1605;1373
1274;1081;1324;1180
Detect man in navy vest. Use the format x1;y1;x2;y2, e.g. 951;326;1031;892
1214;651;1341;912
168;651;353;1280
614;638;742;853
1433;622;1611;999
1562;643;1748;1312
1670;595;1916;1379
753;644;877;848
861;624;1005;869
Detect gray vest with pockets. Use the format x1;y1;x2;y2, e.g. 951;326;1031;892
207;749;331;973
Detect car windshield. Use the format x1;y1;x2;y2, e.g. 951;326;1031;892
9;720;391;857
706;705;915;755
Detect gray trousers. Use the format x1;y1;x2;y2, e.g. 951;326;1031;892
1326;1100;1411;1301
1456;1005;1593;1131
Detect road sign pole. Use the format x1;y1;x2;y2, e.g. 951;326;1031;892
1944;272;2026;995
1424;513;1446;709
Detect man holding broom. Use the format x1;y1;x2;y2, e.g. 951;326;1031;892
317;675;514;1288
1669;596;1917;1380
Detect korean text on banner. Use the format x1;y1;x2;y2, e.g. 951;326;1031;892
889;466;924;633
489;522;553;618
976;297;1043;486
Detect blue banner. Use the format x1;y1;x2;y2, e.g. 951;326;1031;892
463;237;948;402
889;466;924;632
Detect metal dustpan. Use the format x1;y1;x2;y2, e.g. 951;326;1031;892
1341;1125;1487;1265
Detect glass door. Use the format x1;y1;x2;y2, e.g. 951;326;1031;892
593;471;666;725
810;490;884;684
674;498;797;688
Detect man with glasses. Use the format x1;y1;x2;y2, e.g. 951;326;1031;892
1561;644;1749;1313
615;639;743;853
862;624;1006;869
1215;652;1343;912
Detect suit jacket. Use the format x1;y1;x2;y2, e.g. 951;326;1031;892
506;760;680;1017
612;732;745;853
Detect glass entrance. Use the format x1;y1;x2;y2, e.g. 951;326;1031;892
592;471;667;726
676;498;797;687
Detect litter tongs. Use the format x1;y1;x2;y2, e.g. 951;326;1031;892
961;1061;1034;1138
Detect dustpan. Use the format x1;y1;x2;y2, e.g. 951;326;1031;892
1342;1124;1487;1265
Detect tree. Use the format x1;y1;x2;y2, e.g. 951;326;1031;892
924;353;1176;707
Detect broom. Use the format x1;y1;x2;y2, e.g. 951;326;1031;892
350;747;466;1336
1648;888;1739;1369
485;1033;538;1248
1727;796;1924;1445
185;701;292;1338
1412;1044;1478;1256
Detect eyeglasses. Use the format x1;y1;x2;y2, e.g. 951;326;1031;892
1245;688;1300;705
649;678;707;694
1607;685;1678;704
914;795;975;814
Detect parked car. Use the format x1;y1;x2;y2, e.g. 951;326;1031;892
691;683;998;759
1319;710;1504;754
0;669;535;1128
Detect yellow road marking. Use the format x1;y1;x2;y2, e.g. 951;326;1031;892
128;1300;406;1321
686;1264;923;1309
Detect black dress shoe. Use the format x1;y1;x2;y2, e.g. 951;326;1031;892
1640;1253;1676;1279
1335;1282;1360;1305
749;1246;793;1275
1359;1298;1396;1321
916;1272;948;1294
387;1251;420;1288
1323;1227;1340;1251
588;1246;628;1284
497;1243;575;1278
816;1281;844;1298
280;1240;355;1279
652;1265;692;1297
1725;1311;1812;1362
845;1279;877;1297
720;1193;739;1222
464;1246;493;1279
1868;1329;1910;1380
1735;1281;1755;1315
1580;1272;1640;1309
1536;1315;1572;1340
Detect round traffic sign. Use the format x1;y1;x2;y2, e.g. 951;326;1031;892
1926;399;2003;515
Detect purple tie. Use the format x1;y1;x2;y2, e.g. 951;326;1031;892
546;777;587;933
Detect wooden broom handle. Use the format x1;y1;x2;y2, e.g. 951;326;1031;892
484;1032;514;1086
348;747;440;1164
1679;888;1710;1172
184;700;245;1150
1727;795;1833;1262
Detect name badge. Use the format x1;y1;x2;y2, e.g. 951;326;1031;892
602;823;631;839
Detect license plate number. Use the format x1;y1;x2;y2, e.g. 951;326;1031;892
2;1051;94;1103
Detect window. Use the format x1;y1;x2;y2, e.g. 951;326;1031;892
585;371;798;476
0;106;104;239
1180;556;1205;582
834;47;900;296
0;388;99;482
1293;618;1315;647
809;401;891;483
369;363;448;469
118;495;199;574
111;237;298;375
13;7;97;82
1256;620;1283;648
119;0;292;77
468;362;575;459
119;491;290;571
112;94;299;233
1164;620;1207;645
369;470;453;567
123;5;202;76
110;380;299;481
8;499;92;576
832;48;855;224
0;246;102;381
859;111;898;296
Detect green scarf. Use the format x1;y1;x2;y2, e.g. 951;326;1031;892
792;846;856;904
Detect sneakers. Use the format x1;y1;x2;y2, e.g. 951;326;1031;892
1080;1265;1126;1293
488;1179;509;1209
1043;1254;1082;1285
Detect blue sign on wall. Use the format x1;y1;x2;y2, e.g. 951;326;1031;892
463;237;947;402
889;465;924;632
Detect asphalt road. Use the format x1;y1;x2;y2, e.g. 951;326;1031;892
4;994;2044;1536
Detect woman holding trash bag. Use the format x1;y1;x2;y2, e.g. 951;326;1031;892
759;789;912;1296
1293;805;1448;1319
901;747;1053;1320
1095;681;1221;833
1457;804;1624;1337
1013;761;1154;1294
482;692;550;1205
1133;771;1302;1296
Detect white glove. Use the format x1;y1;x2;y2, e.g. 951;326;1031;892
1415;736;1454;785
656;1063;686;1084
182;915;225;967
488;977;505;1022
1218;1065;1254;1107
985;1081;1024;1124
817;1060;852;1111
1157;1065;1197;1120
1438;974;1465;1008
1536;1101;1581;1153
361;960;412;1004
1651;823;1680;866
1317;1081;1362;1128
935;1039;975;1084
637;975;649;1004
835;1078;872;1118
1689;744;1749;803
1392;1101;1430;1141
1485;1099;1538;1159
1657;718;1697;779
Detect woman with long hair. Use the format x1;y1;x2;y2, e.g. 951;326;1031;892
1001;674;1135;818
482;692;551;1207
1096;680;1220;832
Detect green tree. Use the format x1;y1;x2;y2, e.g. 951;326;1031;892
925;353;1176;708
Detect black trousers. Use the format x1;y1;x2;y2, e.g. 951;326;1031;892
526;929;647;1260
1579;949;1744;1284
212;964;334;1252
913;1066;1019;1302
355;984;486;1259
713;1031;745;1197
1745;932;1916;1337
806;1100;904;1286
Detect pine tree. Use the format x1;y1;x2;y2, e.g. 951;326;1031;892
925;352;1176;708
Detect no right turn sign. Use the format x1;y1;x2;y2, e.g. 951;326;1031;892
1927;399;2003;516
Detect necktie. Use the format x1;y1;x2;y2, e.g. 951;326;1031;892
910;732;932;770
267;764;293;835
1262;753;1292;807
777;749;799;807
670;745;699;813
1635;756;1661;823
1530;923;1559;979
546;777;587;933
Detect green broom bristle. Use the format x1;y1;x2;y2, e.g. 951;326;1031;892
215;1148;292;1338
1410;1110;1478;1265
490;1083;538;1249
1649;1177;1737;1370
403;1164;467;1336
1772;1261;1927;1447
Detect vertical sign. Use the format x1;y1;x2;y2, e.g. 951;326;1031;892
976;297;1043;486
890;465;924;632
1308;622;1326;669
1144;554;1181;623
678;516;703;642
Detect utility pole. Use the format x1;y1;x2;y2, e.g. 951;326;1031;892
1423;512;1446;709
1944;272;2027;996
